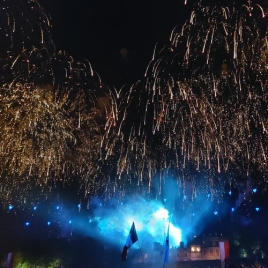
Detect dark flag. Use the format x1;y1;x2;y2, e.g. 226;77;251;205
121;222;138;261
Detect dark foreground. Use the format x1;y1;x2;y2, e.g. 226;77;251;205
1;237;268;268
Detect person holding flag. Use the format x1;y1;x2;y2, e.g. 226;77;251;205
121;222;138;261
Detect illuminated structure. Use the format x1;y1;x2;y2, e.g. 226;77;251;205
132;235;230;268
176;235;230;262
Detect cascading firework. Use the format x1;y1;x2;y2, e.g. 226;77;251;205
102;0;268;198
0;1;112;205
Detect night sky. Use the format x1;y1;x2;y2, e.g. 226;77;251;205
39;0;190;86
1;1;268;266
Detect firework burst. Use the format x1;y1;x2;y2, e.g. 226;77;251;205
0;1;113;205
101;0;268;199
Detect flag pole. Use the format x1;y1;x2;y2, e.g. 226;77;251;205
162;251;166;268
162;218;166;268
162;219;170;268
138;239;146;268
162;250;166;268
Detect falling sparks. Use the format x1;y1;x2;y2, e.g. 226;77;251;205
101;0;268;198
1;0;268;206
0;0;113;205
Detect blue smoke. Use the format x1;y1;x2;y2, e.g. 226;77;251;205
90;196;182;248
56;176;225;249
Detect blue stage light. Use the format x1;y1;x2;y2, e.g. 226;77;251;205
255;207;260;212
47;221;51;226
56;205;60;210
214;211;218;216
8;205;13;210
253;188;257;193
33;206;37;210
25;222;30;226
78;204;81;208
163;199;167;202
207;194;210;198
228;191;232;196
99;203;102;207
69;220;72;224
231;208;235;212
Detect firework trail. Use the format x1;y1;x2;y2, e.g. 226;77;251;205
0;0;54;84
0;1;114;205
101;0;268;199
0;0;54;50
1;0;268;206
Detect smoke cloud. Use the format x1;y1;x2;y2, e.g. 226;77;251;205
59;177;225;250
